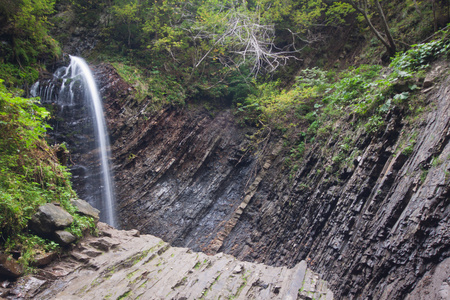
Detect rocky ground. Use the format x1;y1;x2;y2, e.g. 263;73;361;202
1;223;332;300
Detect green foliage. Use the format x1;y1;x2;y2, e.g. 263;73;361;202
0;80;64;236
141;0;190;52
237;64;387;129
4;233;59;272
66;215;97;238
0;80;93;272
238;33;449;174
111;61;186;108
402;143;415;157
364;115;385;133
0;0;60;86
0;63;40;87
390;32;450;71
0;79;50;148
113;0;140;47
325;2;355;25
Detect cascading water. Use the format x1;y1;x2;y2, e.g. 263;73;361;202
31;56;117;227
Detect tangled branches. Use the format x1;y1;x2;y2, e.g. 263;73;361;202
191;7;302;76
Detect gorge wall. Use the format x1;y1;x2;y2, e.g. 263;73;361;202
90;63;450;299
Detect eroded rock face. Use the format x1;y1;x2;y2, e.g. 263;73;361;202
88;63;450;299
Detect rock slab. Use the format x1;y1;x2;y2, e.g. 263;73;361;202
71;199;100;221
0;253;23;279
12;223;333;300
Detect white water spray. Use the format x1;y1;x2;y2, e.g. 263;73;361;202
67;56;117;227
32;56;118;227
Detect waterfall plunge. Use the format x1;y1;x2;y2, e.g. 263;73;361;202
32;56;117;227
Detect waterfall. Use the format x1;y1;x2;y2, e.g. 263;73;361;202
32;56;117;227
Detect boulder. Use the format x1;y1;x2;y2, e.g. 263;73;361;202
29;203;73;236
0;253;23;279
32;252;58;267
71;199;100;222
53;231;77;246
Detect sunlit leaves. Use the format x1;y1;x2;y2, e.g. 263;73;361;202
0;80;50;149
8;0;59;63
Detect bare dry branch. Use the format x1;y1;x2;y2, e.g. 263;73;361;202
191;8;303;76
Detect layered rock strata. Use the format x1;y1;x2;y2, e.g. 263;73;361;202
88;63;450;299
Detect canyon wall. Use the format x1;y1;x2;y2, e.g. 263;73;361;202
94;63;449;299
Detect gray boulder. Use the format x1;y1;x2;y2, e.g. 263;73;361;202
29;203;73;236
54;230;77;246
71;199;100;222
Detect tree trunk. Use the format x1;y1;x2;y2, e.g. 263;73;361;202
374;0;396;56
350;0;397;57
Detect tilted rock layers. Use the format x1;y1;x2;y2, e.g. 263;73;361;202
93;64;449;299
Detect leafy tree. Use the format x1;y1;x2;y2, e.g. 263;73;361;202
5;0;58;63
141;0;189;53
113;0;140;47
0;0;59;86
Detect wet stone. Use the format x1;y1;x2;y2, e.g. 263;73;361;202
33;252;58;267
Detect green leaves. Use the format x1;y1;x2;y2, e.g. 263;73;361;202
8;0;59;64
0;80;79;271
0;80;50;149
390;34;450;71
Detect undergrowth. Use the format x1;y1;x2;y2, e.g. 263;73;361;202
110;59;186;110
0;80;94;272
237;29;450;173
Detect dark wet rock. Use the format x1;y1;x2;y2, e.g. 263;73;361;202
71;199;100;221
9;276;46;299
29;203;73;236
406;257;450;300
0;253;23;279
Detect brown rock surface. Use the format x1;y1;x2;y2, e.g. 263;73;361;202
0;254;23;279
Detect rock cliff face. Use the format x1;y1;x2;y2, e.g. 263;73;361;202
86;63;449;299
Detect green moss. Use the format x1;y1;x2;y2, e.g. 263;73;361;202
194;261;201;269
117;290;132;300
